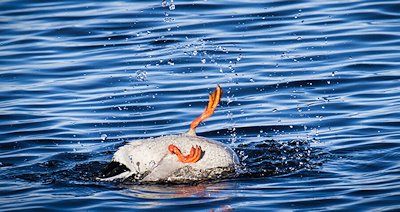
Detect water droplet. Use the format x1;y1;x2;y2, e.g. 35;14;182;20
272;108;278;112
236;54;242;61
161;0;167;7
249;78;255;82
331;71;335;77
201;58;206;63
297;36;302;41
101;134;108;142
168;59;175;65
136;70;147;81
169;0;175;10
149;160;156;168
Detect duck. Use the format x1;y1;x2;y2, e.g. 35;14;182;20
99;85;240;183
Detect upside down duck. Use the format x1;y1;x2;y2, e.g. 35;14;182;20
99;85;240;183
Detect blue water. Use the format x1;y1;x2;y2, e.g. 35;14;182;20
1;0;400;210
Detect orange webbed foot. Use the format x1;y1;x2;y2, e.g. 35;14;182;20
168;144;203;163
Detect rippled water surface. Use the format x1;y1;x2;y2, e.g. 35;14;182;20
1;0;400;211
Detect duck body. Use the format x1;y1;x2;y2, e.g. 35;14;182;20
100;134;239;183
99;85;241;183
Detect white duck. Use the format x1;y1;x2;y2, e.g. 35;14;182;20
99;85;240;183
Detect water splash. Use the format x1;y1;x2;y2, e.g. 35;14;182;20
235;139;327;178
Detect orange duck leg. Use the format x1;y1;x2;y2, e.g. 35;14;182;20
168;85;222;163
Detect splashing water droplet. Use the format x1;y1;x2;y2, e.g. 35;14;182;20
136;70;147;81
161;0;167;7
169;0;175;10
149;160;156;168
101;134;108;142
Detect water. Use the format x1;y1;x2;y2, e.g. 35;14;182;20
1;0;400;210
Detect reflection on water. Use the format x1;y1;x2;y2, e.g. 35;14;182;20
121;183;236;211
1;0;400;210
123;183;226;199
